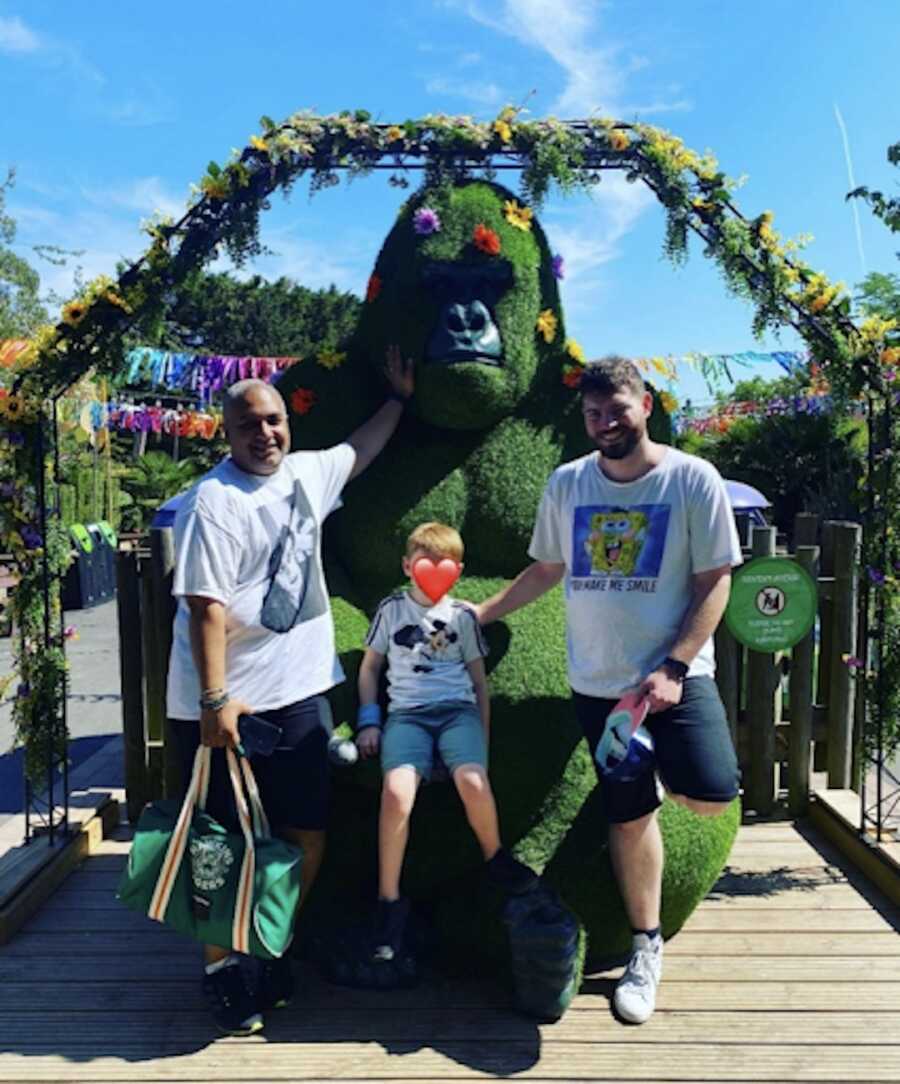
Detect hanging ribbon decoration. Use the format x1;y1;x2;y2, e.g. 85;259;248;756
123;348;300;398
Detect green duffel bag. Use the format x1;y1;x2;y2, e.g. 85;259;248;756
117;745;302;959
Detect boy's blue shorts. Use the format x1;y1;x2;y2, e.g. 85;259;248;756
381;700;486;781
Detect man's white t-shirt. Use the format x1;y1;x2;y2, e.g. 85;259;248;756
365;592;488;711
528;447;742;699
166;444;356;720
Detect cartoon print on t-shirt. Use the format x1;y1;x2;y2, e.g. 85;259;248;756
585;509;648;576
261;479;328;632
572;503;671;581
393;619;459;673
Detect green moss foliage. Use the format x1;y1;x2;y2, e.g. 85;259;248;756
284;180;734;976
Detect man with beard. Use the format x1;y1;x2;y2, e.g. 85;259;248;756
473;356;741;1025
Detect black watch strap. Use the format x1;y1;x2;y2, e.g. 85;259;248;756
662;656;689;681
385;390;411;407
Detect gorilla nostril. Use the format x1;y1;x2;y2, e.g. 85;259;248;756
470;310;486;332
447;309;465;332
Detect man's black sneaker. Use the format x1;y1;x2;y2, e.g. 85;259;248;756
486;847;540;896
202;961;263;1036
258;954;295;1011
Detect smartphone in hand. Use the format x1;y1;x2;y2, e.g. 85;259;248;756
237;714;283;758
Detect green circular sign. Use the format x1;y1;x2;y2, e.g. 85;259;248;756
725;556;818;651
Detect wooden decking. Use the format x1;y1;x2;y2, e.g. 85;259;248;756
0;817;898;1083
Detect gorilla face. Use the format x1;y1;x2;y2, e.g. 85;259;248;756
421;260;513;367
351;181;565;432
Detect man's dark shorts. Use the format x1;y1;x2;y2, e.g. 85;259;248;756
573;676;740;825
170;694;333;833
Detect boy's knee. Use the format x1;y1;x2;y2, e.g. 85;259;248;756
381;775;417;819
610;810;657;839
452;763;489;799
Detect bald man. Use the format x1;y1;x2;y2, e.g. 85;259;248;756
166;351;413;1035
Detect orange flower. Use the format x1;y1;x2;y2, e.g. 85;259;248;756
473;224;501;256
562;366;582;389
290;387;316;415
366;273;382;303
608;129;630;152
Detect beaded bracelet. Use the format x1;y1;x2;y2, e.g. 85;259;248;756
199;691;230;712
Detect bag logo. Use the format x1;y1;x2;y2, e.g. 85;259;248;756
190;835;234;892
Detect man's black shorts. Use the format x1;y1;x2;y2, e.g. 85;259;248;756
573;676;740;825
170;694;333;833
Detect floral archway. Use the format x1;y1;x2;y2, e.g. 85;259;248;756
1;108;895;839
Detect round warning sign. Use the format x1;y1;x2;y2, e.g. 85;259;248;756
725;556;818;651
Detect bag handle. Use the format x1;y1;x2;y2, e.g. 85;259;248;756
147;743;270;955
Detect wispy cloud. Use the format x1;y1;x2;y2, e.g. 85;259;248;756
0;14;41;53
544;175;655;312
448;0;688;118
425;74;504;106
80;177;186;221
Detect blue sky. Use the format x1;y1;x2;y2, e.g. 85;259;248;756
2;0;898;403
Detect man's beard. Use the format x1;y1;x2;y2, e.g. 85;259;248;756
595;428;640;460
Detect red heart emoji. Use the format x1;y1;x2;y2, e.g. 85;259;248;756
412;557;461;603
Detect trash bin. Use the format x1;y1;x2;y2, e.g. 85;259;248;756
62;523;99;610
88;521;117;601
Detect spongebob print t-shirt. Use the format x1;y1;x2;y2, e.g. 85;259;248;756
365;592;488;711
166;444;355;719
529;448;742;699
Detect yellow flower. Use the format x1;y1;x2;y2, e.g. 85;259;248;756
317;348;346;370
3;395;26;421
536;309;558;343
104;290;131;313
386;125;404;142
61;300;88;327
201;176;230;201
493;119;513;144
608;129;630;152
649;356;676;380
659;391;678;415
565;338;585;365
503;199;533;231
249;135;268;152
861;315;898;343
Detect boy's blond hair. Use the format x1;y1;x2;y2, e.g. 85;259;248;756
405;521;464;562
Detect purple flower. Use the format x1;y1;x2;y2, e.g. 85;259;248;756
16;682;30;699
0;482;15;498
868;566;886;586
20;525;42;550
64;625;78;640
413;207;441;236
7;432;24;446
552;253;565;280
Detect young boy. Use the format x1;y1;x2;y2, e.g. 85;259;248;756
356;521;536;964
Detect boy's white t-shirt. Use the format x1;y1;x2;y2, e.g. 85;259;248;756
528;447;742;699
166;444;356;720
365;591;488;711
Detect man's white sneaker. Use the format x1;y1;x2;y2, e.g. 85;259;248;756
613;933;663;1024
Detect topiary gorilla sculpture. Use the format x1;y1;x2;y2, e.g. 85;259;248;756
277;179;739;983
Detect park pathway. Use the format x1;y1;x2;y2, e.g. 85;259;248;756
0;816;898;1082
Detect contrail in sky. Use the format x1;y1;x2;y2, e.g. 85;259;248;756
834;103;867;277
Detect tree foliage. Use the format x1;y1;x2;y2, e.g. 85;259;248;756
0;169;48;339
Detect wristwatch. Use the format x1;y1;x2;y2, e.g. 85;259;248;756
662;656;689;682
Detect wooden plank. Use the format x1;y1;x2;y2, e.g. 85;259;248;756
685;908;897;932
666;931;900;955
0;797;120;945
3;979;899;1015
0;1009;898;1046
0;1043;897;1081
3;952;898;984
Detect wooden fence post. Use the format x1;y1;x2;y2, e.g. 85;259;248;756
788;545;819;817
150;527;178;798
116;549;147;824
827;522;861;789
746;526;781;815
814;522;835;770
714;622;740;749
